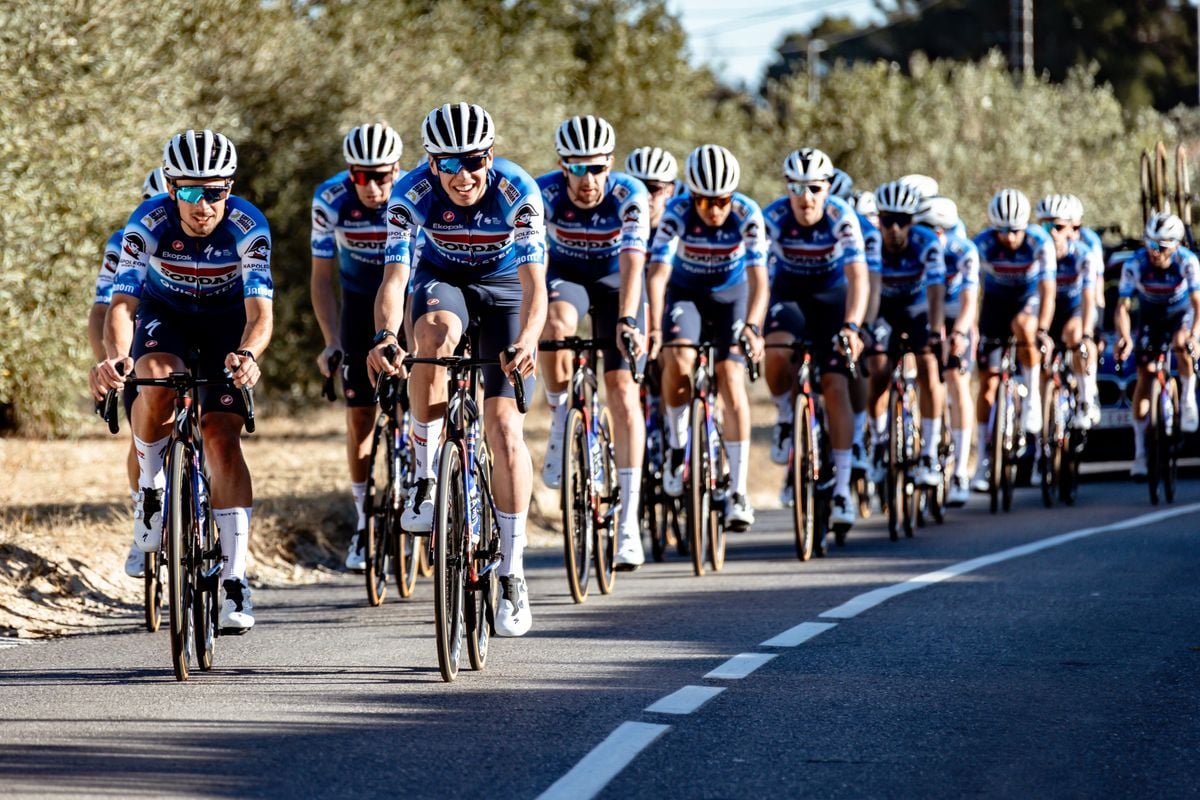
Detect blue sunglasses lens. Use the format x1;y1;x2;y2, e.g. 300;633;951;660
566;163;608;176
1146;239;1166;251
176;185;229;204
436;155;488;174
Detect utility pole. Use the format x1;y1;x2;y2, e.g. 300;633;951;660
1010;0;1033;78
807;38;827;104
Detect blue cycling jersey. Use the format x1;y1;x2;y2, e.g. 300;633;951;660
859;212;882;273
384;157;545;280
312;170;405;296
762;194;864;291
871;224;945;299
1119;246;1200;313
650;193;766;292
943;230;980;302
1054;236;1096;300
538;170;649;281
113;195;274;313
1079;226;1105;287
95;228;122;305
974;225;1056;293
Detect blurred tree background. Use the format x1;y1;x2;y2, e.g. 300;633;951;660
0;0;1192;432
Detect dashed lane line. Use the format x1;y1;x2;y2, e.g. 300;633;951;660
645;685;726;715
761;621;838;647
535;721;671;800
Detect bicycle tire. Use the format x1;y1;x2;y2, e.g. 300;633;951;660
1140;149;1153;226
708;414;727;573
1147;380;1161;506
1060;429;1079;506
642;469;666;563
688;397;709;577
363;419;391;607
166;440;192;682
1155;141;1169;214
143;552;162;633
417;534;434;577
561;407;591;603
392;420;419;598
1177;144;1192;227
1001;391;1016;513
432;441;466;682
670;497;689;557
466;460;496;671
1040;386;1058;508
593;407;618;593
1162;378;1179;504
791;394;816;562
887;386;904;541
193;484;216;672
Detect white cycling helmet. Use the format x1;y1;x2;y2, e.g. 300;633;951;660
555;115;616;158
782;148;835;183
988;188;1031;230
874;180;923;215
142;167;166;199
685;144;740;197
421;103;495;155
162;130;237;179
624;147;678;182
1064;193;1085;223
1035;193;1075;222
899;173;939;199
829;168;853;199
916;195;959;231
343;123;403;167
1144;211;1186;244
853;190;878;216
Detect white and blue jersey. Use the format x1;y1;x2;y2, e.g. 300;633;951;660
974;225;1056;297
943;230;980;304
650;193;766;292
1054;237;1096;306
763;194;864;291
95;228;123;305
1079;226;1106;289
538;170;650;282
384;157;545;280
312;170;402;296
859;212;882;273
113;195;274;314
872;224;945;300
1119;246;1200;315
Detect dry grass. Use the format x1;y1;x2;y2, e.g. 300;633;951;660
0;388;783;638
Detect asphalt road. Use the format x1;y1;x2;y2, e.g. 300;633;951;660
2;476;1198;800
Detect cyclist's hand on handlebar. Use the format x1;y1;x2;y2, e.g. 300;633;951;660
367;341;407;384
740;327;765;362
837;329;863;360
92;357;132;400
225;350;260;388
501;337;538;378
617;320;643;363
949;330;969;358
316;343;343;378
1114;335;1132;363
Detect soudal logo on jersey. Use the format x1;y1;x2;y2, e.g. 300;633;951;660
246;235;270;262
779;242;836;265
551;226;620;251
388;204;413;228
158;264;237;288
681;241;741;266
343;231;386;251
428;230;510;254
123;233;146;260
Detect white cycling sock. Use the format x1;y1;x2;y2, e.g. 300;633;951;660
1023;362;1041;398
921;417;941;458
412;417;444;481
497;509;527;579
545;389;569;442
216;507;251;583
665;403;690;450
134;435;170;491
833;448;852;497
727;440;749;496
872;414;888;441
1183;374;1197;407
773;392;793;424
1134;416;1149;460
351;481;367;530
853;411;867;449
953;428;972;479
618;468;640;536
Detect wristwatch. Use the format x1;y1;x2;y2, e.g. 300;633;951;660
373;329;397;346
618;316;639;330
236;349;256;362
744;323;761;336
841;321;861;334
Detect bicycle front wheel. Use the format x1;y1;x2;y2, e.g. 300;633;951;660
593;407;618;593
1040;387;1059;509
990;382;1008;514
688;398;710;577
433;441;466;682
561;407;591;603
363;417;392;606
791;395;815;562
887;387;904;541
1161;379;1179;504
708;414;727;573
466;461;496;672
143;552;162;633
166;440;194;682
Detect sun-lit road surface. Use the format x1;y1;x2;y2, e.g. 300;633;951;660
2;478;1197;799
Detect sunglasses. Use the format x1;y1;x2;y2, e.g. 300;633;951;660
1145;238;1177;252
565;162;609;177
174;183;231;204
350;168;394;186
643;180;672;195
1047;222;1072;232
995;226;1024;235
878;213;913;229
695;195;733;211
788;182;827;196
435;154;489;174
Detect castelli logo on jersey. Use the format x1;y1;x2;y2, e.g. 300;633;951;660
146;339;158;348
220;394;234;406
564;209;575;220
350;209;362;219
427;298;440;306
442;210;456;223
345;388;356;399
171;240;184;251
693;226;702;235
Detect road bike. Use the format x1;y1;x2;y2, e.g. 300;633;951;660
1040;341;1088;507
1139;333;1195;505
980;337;1028;515
639;361;687;563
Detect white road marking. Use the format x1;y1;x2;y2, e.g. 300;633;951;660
646;685;726;715
705;652;777;679
820;502;1200;620
761;621;838;648
536;721;670;800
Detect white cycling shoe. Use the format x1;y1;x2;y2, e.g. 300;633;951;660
614;528;645;571
829;492;855;528
769;422;792;465
947;476;971;507
663;449;686;498
220;579;254;633
1182;401;1199;434
124;540;145;578
133;487;164;553
344;531;366;571
971;459;991;493
496;576;532;637
401;478;435;533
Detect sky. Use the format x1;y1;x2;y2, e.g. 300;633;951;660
668;0;884;88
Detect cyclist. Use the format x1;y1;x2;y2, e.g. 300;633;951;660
648;144;766;530
1113;212;1200;476
92;129;273;633
1035;193;1097;428
916;195;978;504
1066;193;1104;424
89;168;166;579
971;189;1056;492
368;103;546;637
624;146;679;245
865;180;946;488
537;115;650;568
310;122;405;572
762;149;866;527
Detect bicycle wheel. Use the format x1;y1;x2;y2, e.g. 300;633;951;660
143;551;162;633
392;419;419;598
432;441;466;682
466;462;496;672
165;440;193;681
417;534;433;577
708;415;727;573
1177;144;1192;227
670;497;689;557
1040;387;1058;508
887;386;904;541
990;382;1007;514
1001;388;1016;513
688;397;710;577
193;495;216;672
791;394;816;561
1140;149;1153;225
561;407;591;603
1060;429;1079;506
642;466;666;563
363;418;391;607
593;407;618;593
1161;379;1179;504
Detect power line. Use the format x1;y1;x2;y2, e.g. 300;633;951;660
693;0;865;37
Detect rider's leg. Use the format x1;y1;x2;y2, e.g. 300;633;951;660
537;294;580;476
716;358;751;502
917;350;944;459
823;371;854;498
409;311;461;482
204;411;253;583
605;367;646;551
1174;325;1198;431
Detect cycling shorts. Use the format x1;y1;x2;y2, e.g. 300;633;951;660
547;269;647;376
1134;306;1194;367
131;297;250;418
978;287;1039;365
408;262;533;401
765;278;850;377
869;294;929;360
339;288;378;408
662;282;748;364
1047;298;1082;341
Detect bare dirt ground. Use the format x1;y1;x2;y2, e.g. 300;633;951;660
0;394;783;638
